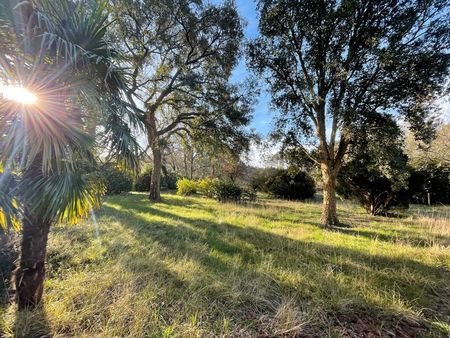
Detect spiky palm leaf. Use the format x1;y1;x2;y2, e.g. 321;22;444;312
0;0;141;231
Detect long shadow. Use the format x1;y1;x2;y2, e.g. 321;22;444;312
123;197;450;247
331;227;450;248
100;199;450;329
12;307;52;338
124;202;448;277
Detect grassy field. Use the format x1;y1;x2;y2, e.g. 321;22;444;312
1;193;449;337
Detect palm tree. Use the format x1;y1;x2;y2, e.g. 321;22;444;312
0;0;141;309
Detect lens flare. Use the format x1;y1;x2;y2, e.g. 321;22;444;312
1;85;37;105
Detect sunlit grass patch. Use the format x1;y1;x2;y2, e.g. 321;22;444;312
1;193;449;337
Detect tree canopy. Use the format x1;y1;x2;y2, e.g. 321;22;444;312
112;0;253;200
248;0;450;225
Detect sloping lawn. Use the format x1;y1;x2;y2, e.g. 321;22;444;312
1;193;449;337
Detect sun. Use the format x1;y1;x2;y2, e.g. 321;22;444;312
1;85;37;105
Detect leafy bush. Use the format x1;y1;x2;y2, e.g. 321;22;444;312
176;178;199;196
242;186;257;202
135;166;177;192
198;177;220;198
215;180;242;203
265;169;316;200
135;166;152;192
177;177;255;203
337;158;409;215
101;164;133;195
161;171;178;191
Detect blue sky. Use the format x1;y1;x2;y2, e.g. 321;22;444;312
227;0;273;137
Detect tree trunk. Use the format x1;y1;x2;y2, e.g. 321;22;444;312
149;145;162;201
321;164;339;226
14;208;51;310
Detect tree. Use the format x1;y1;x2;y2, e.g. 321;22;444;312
112;0;251;200
0;0;139;309
408;164;450;205
336;121;410;215
248;0;450;226
405;123;450;167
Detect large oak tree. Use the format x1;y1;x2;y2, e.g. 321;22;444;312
112;0;251;200
248;0;450;226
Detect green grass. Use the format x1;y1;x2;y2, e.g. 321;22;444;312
1;193;449;337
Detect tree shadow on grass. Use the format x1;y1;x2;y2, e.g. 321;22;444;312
99;198;450;336
11;307;52;338
330;226;450;248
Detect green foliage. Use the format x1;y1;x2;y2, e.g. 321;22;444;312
0;0;140;228
337;118;412;215
112;0;252;201
409;164;450;205
177;177;253;203
215;180;242;203
253;168;316;200
248;0;450;224
241;186;257;202
176;178;199;196
197;178;220;198
100;164;133;195
135;166;177;192
337;145;410;216
135;166;152;193
251;168;279;193
160;171;178;191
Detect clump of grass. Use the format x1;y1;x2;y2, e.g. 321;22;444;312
1;193;449;337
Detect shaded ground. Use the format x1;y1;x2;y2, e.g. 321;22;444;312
0;233;19;307
1;194;449;337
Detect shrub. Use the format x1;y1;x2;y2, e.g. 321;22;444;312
215;180;242;203
135;166;178;192
101;164;133;195
161;171;178;191
242;186;257;202
135;166;152;192
265;169;316;200
337;159;409;215
198;177;220;198
176;178;199;196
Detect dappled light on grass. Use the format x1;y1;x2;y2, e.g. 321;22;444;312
1;194;449;337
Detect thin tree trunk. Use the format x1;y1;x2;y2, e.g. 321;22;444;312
149;145;162;201
146;110;162;201
14;208;51;310
321;164;339;226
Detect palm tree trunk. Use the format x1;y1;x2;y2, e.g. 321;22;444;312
13;154;52;309
14;208;51;310
321;164;339;226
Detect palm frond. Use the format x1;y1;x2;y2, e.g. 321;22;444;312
0;166;21;232
20;165;105;224
100;98;143;173
0;0;140;229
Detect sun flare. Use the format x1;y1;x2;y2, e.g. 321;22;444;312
1;85;37;105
